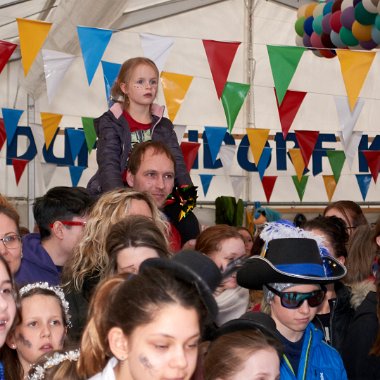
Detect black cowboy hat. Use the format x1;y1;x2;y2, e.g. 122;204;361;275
237;238;346;290
141;250;222;320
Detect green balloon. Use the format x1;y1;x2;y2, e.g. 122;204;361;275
295;17;306;37
375;14;380;30
312;14;324;35
354;2;376;25
340;26;359;46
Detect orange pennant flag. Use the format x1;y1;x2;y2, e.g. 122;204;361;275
160;72;193;122
40;112;63;149
336;50;375;111
17;18;52;76
323;175;337;202
289;148;305;181
246;128;270;165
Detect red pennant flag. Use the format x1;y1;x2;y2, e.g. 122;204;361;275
295;130;319;168
180;142;201;172
362;150;380;183
203;40;241;99
0;40;17;74
262;176;277;202
12;159;28;185
275;89;307;139
0;118;6;150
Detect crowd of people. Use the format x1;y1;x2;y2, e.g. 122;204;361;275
0;56;379;379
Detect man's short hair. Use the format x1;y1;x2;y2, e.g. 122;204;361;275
33;186;93;240
128;141;176;175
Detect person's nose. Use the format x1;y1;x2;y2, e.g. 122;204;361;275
155;176;165;190
40;323;51;338
298;299;311;314
170;347;188;369
0;240;7;255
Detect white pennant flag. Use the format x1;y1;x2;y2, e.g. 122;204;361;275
41;162;56;188
334;96;364;145
139;33;174;72
219;145;237;174
173;124;186;143
229;175;245;200
29;123;47;161
338;131;362;170
42;49;75;103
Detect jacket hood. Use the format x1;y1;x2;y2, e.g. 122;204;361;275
108;102;165;119
349;280;376;309
21;233;56;270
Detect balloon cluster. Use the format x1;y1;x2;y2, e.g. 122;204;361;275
295;0;380;58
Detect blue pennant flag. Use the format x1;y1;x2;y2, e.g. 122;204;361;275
77;26;113;85
2;108;23;145
101;60;121;103
203;126;227;165
356;174;372;201
257;147;272;180
69;165;86;187
200;174;214;196
66;129;86;161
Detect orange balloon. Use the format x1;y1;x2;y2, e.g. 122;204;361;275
305;3;318;18
352;20;372;41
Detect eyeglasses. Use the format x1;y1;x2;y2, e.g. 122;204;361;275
49;220;87;228
0;234;21;249
266;285;326;309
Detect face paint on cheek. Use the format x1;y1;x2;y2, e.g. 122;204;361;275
139;355;155;373
132;84;144;90
16;333;32;348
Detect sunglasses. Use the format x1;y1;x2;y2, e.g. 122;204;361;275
266;285;326;309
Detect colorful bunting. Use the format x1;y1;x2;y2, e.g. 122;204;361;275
200;174;214;196
180;142;200;172
219;145;236;173
267;45;305;105
288;148;306;181
40;112;62;149
361;150;380;183
275;89;307;139
0;118;5;151
161;71;193;122
336;50;375;111
257;147;272;180
262;176;277;202
66;129;86;161
230;175;245;200
173;125;187;143
338;131;362;170
41;162;56;188
12;158;28;185
81;117;97;153
77;26;113;85
2;108;23;145
221;82;250;133
323;175;337;201
0;40;17;74
101;60;121;102
29;123;46;161
246;128;270;165
204;126;227;165
292;175;309;201
355;174;372;201
326;150;345;183
69;165;86;187
295;130;319;168
16;18;52;76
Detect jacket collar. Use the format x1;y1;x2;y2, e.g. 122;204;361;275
109;102;165;120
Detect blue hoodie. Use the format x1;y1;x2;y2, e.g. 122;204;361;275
15;233;60;286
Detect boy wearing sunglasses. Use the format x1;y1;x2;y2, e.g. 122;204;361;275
237;222;348;380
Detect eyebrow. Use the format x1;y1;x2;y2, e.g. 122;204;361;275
150;332;200;340
0;280;12;287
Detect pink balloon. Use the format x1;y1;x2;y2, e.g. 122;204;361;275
310;32;324;48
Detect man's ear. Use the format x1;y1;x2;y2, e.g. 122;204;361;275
108;327;128;361
50;221;65;240
376;235;380;248
126;171;134;188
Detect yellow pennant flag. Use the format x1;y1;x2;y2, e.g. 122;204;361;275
40;112;62;149
160;72;193;122
289;148;305;181
336;50;375;111
17;18;52;76
246;128;270;165
323;175;337;202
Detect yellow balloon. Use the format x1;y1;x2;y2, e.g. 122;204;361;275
305;3;318;18
352;21;372;41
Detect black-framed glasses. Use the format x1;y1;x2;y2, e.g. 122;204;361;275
266;284;326;309
0;233;21;249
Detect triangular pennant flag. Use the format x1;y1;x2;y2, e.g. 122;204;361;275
334;96;364;144
246;128;270;165
41;162;56;188
30;122;48;161
355;174;372;201
40;112;62;149
12;158;28;185
101;60;121;102
202;40;241;99
219;144;237;173
16;18;52;76
199;174;214;196
326;150;346;183
288;148;306;181
336;50;375;111
0;118;6;151
362;150;380;183
230;175;245;200
292;175;309;201
2;108;23;145
161;72;193;122
204;126;227;164
77;26;113;85
69;165;86;187
180;142;200;172
257;147;272;180
81;117;97;153
140;33;174;72
275;88;307;139
0;40;17;74
295;130;319;167
338;131;362;170
42;49;75;103
221;82;250;133
262;176;277;202
267;45;306;105
173;125;186;143
66;129;86;161
323;175;337;201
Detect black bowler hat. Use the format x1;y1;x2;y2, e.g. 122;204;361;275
141;250;222;320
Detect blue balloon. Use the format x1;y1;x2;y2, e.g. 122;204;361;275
304;16;314;36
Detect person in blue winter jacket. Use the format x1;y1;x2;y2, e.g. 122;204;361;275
237;221;348;380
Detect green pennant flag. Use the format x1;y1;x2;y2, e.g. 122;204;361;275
81;117;97;153
267;45;305;106
326;150;346;183
221;81;250;133
292;175;309;201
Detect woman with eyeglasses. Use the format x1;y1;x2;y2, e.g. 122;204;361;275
237;222;348;380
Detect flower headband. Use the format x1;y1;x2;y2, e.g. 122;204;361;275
27;349;80;380
19;282;71;327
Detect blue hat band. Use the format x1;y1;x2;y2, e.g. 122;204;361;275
275;263;325;277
